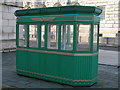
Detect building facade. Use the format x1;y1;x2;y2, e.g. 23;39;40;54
84;0;120;46
0;0;119;51
0;1;23;51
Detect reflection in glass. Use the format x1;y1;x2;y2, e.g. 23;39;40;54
48;24;58;49
61;25;73;50
19;25;26;47
41;25;45;48
29;25;38;48
77;24;91;51
94;25;98;51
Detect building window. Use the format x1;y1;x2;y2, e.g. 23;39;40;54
61;24;73;51
77;24;91;51
29;25;38;48
19;25;26;47
93;25;98;51
41;25;45;48
48;24;58;49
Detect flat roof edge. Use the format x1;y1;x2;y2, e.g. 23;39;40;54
14;5;102;17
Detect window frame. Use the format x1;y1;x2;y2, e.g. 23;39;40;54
61;24;74;51
18;24;27;47
28;24;39;48
93;24;99;52
40;24;46;48
17;21;99;53
47;24;58;49
76;23;91;52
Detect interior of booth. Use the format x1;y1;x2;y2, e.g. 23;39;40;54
18;23;98;52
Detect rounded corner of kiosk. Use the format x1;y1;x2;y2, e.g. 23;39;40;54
15;6;102;86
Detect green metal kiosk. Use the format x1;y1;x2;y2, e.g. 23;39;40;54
15;5;102;86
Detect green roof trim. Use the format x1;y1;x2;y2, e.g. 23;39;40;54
14;5;102;16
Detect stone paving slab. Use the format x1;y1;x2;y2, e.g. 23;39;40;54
99;50;118;66
2;51;119;88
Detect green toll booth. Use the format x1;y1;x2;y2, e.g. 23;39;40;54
14;5;102;86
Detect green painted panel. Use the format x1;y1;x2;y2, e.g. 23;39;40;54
16;50;28;71
15;5;102;86
16;14;100;23
74;56;92;80
15;6;102;17
16;50;98;86
91;55;98;78
76;16;93;21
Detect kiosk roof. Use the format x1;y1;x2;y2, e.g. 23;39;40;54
14;5;102;17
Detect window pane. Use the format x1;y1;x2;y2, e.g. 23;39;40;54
29;25;38;48
41;25;45;48
77;24;91;51
19;25;26;47
48;24;58;49
61;25;73;50
94;25;98;51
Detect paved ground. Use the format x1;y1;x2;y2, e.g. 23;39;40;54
99;50;118;66
100;46;119;52
99;46;119;66
2;50;119;88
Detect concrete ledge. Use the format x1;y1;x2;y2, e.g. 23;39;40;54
100;44;119;48
2;3;23;8
2;48;16;53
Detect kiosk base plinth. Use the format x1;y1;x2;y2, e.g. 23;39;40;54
17;70;97;86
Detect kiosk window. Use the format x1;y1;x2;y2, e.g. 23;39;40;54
19;25;26;47
61;25;73;51
29;25;38;48
41;25;45;48
94;25;98;51
48;24;58;49
77;24;91;51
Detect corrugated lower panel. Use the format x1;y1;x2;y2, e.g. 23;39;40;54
74;56;92;80
74;55;98;80
16;50;98;86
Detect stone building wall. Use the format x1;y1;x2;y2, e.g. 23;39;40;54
0;4;2;51
0;0;119;52
84;0;119;46
0;4;22;51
